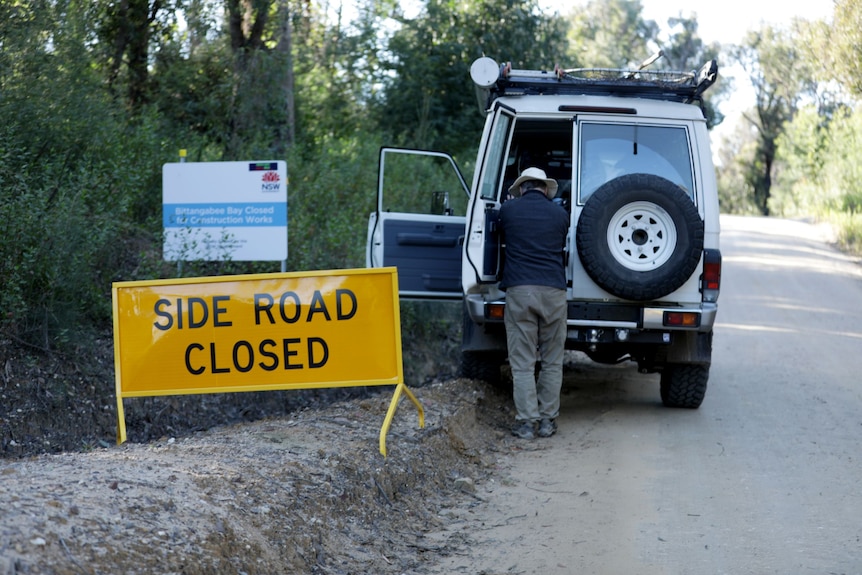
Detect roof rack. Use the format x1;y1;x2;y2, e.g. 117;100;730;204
470;53;718;109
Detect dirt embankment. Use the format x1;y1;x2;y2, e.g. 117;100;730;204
0;377;515;574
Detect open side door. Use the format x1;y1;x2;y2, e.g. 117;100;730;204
464;104;516;286
366;148;470;299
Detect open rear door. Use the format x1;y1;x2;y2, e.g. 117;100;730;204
366;148;469;299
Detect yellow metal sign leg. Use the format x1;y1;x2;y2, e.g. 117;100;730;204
379;383;425;457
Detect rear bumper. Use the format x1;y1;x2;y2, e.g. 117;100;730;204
462;295;716;365
466;294;717;333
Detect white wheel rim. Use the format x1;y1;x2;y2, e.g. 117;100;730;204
605;201;677;271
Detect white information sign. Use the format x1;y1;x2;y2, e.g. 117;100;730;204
162;160;288;261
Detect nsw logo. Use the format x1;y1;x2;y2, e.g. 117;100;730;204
261;170;281;191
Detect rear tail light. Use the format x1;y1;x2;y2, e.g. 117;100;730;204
701;249;721;303
664;311;700;327
486;302;505;320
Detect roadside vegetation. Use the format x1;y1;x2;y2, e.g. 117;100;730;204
1;0;860;456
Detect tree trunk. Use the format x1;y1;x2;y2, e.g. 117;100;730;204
225;0;272;156
107;0;157;112
227;0;271;52
126;0;158;112
277;1;296;153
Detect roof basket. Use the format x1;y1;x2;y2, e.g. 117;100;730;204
470;52;718;110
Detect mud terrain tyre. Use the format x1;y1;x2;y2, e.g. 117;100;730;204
459;350;505;386
576;174;704;301
660;364;708;408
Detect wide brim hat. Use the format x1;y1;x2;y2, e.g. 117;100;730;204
507;167;558;198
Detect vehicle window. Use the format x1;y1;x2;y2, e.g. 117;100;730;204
380;150;469;216
480;111;514;200
500;118;574;205
578;123;694;203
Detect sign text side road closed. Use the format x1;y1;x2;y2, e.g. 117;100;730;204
112;268;403;442
113;268;401;394
162;160;288;261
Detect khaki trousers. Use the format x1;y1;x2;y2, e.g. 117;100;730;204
503;285;567;422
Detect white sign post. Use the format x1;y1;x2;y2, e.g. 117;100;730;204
162;160;288;263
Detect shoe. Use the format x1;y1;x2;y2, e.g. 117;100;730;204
537;418;557;438
511;420;536;439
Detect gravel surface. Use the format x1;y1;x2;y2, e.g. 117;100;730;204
0;378;516;574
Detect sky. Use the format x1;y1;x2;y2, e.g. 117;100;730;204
629;0;832;46
645;1;833;131
540;0;836;138
540;0;833;46
351;0;836;145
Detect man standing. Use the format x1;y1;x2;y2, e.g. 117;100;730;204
499;167;569;439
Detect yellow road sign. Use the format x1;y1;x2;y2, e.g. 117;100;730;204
112;268;405;444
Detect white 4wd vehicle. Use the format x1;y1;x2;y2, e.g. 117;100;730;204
367;56;721;408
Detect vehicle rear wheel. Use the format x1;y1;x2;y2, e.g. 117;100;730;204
459;350;505;386
576;174;704;301
660;364;708;408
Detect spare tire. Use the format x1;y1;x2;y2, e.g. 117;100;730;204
576;174;704;301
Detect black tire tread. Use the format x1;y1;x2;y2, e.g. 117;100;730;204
459;351;504;385
660;364;708;408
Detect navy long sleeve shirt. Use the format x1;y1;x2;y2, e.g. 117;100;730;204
498;189;569;290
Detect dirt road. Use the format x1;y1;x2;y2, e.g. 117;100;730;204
427;215;862;575
3;215;861;574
